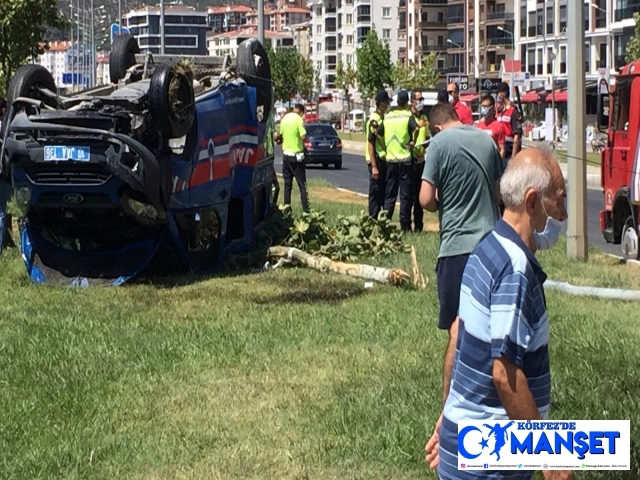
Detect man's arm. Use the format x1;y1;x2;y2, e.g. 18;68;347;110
420;141;439;211
493;355;543;420
442;317;459;405
511;110;522;155
368;123;379;170
420;180;439;212
299;120;307;141
497;126;506;159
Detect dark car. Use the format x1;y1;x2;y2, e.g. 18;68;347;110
303;123;342;169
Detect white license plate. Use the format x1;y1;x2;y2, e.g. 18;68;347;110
318;142;331;148
44;146;91;162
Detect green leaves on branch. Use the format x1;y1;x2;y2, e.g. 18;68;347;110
626;12;640;63
280;205;410;261
265;43;315;102
392;53;440;91
356;29;393;104
0;0;68;92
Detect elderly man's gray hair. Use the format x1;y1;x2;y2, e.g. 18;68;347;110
500;147;553;209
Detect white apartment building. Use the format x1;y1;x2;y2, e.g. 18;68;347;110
308;0;402;92
207;27;294;57
36;40;93;89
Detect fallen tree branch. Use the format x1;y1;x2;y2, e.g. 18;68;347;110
267;246;411;286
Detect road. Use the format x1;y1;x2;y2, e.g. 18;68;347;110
275;150;618;257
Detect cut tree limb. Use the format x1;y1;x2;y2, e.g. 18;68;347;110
267;246;411;286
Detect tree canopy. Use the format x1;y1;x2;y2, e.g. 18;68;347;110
355;29;392;103
391;53;440;91
625;12;640;64
0;0;67;92
266;44;315;103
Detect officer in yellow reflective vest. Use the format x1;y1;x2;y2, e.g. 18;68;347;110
365;90;390;219
376;90;420;230
410;89;430;232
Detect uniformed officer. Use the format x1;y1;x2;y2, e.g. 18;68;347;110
409;89;430;232
376;90;419;230
365;90;390;219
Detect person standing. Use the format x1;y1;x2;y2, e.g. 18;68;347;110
424;146;572;480
476;94;507;159
366;90;390;219
496;82;523;161
0;97;10;254
279;103;309;212
419;102;504;426
447;82;473;125
376;90;419;230
409;89;429;232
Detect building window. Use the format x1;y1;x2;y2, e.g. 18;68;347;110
382;6;391;18
527;49;535;75
317;42;322;52
560;45;567;74
599;43;607;68
528;11;536;37
317;60;322;70
546;6;553;35
382;28;390;39
584;3;590;31
547;47;553;74
346;13;353;24
536;9;543;36
317;25;322;34
560;5;567;32
346;34;353;44
595;0;606;28
536;48;543;75
520;5;526;37
520;45;526;70
585;42;591;73
346;54;353;63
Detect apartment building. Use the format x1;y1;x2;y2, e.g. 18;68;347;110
308;0;402;92
404;0;448;71
207;26;294;57
37;40;95;89
207;5;252;33
125;5;208;56
443;0;515;78
611;0;640;68
246;5;312;31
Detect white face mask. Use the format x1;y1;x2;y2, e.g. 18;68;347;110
533;201;565;250
415;101;424;111
448;94;454;104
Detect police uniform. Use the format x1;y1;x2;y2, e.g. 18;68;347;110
411;111;429;232
376;91;419;230
366;109;388;219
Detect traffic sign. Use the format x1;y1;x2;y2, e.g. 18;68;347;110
62;72;84;85
512;72;530;89
447;74;470;91
110;23;130;43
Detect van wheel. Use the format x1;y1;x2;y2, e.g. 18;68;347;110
236;38;272;121
621;215;639;260
149;64;195;139
7;64;57;108
109;34;140;84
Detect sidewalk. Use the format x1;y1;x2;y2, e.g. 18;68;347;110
341;140;602;190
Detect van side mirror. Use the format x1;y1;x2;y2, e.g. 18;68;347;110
596;92;609;133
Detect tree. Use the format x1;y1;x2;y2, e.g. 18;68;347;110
625;12;640;63
313;68;322;95
335;59;357;108
0;0;67;91
356;29;392;104
296;55;314;100
391;53;440;91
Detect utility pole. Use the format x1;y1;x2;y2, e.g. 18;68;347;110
567;0;588;260
76;0;81;91
118;0;122;35
91;0;95;88
70;2;74;91
160;0;165;54
257;0;265;44
474;0;479;90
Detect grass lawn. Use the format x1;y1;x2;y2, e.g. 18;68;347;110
338;131;367;143
1;179;639;479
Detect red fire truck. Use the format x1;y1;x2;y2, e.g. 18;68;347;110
598;60;640;259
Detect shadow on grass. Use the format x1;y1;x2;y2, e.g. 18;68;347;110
252;274;371;305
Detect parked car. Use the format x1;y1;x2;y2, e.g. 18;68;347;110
303;123;343;169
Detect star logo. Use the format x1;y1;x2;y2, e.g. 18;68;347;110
480;437;489;449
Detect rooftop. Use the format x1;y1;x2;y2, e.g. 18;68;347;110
207;26;294;40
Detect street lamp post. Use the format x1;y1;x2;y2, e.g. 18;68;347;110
590;2;612;76
447;39;462;77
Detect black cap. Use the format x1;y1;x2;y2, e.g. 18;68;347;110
496;82;510;94
397;90;409;104
375;90;390;103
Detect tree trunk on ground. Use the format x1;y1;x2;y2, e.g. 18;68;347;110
267;246;411;286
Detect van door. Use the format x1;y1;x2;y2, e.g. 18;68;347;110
606;78;632;208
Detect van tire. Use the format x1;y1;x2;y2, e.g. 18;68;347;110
7;64;57;108
109;34;140;84
236;38;272;121
149;64;196;139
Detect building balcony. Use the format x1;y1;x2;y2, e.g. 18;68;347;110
486;36;514;48
484;11;514;22
448;15;465;25
356;15;371;23
420;0;447;5
614;4;640;22
422;44;447;52
420;21;448;30
442;65;463;73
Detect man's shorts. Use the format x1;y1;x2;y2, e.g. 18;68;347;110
435;253;470;330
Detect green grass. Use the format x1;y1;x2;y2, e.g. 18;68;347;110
338;131;367;143
1;180;639;479
554;150;602;168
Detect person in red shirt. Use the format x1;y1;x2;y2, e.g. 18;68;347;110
446;82;473;125
495;82;523;160
476;94;506;159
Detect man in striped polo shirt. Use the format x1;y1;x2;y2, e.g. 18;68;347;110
424;147;571;480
